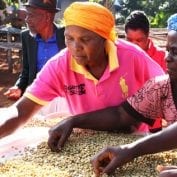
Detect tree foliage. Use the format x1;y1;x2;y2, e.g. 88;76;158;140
113;0;177;27
89;0;177;27
2;0;176;28
0;0;6;10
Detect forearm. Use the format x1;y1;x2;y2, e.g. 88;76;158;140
72;106;119;130
0;106;25;138
71;106;134;131
0;117;24;138
130;122;177;158
0;97;41;138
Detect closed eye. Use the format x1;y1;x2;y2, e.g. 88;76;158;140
65;36;74;42
80;37;91;43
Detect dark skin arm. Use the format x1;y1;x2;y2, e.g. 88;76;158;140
91;122;177;176
48;105;139;152
0;96;42;139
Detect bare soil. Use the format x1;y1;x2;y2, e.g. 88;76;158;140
0;48;21;107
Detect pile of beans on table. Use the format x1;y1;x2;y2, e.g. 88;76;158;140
1;128;177;177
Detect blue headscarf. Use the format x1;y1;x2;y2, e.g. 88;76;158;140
167;13;177;31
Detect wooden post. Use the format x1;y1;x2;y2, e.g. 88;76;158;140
6;31;13;72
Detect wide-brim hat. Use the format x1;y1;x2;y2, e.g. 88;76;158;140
24;0;60;12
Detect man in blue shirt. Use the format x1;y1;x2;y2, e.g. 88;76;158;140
4;0;65;99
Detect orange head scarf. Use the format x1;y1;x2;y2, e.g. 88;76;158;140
64;2;116;42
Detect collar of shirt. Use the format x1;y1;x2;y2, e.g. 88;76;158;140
146;38;156;58
36;31;58;72
70;40;119;83
35;32;57;43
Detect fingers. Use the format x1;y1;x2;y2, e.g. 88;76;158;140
102;156;119;175
4;87;17;96
4;88;21;100
158;169;177;177
48;127;72;152
91;146;122;176
6;93;20;100
4;90;11;96
157;165;177;172
57;128;72;150
91;148;112;176
48;130;61;152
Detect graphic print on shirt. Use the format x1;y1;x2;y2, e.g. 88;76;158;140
64;84;86;95
119;76;128;98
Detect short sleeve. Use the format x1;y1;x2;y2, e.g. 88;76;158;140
126;76;167;120
24;53;65;105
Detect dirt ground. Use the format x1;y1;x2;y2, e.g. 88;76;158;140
0;49;21;107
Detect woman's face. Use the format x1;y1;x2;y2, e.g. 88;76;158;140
64;25;106;67
166;30;177;80
125;29;149;51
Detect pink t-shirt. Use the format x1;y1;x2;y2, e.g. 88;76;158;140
126;75;177;126
25;39;164;115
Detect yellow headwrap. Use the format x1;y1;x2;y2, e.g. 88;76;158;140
64;2;116;42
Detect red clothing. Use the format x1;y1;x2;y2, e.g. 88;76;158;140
146;39;167;132
146;39;167;72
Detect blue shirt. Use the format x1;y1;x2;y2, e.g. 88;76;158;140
35;32;59;72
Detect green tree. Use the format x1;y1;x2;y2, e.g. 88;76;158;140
118;0;177;27
0;0;6;10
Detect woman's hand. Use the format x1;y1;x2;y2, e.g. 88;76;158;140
91;145;134;176
47;117;74;152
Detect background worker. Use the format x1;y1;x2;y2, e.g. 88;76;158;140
4;0;68;116
125;10;167;132
125;10;166;71
4;0;65;100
